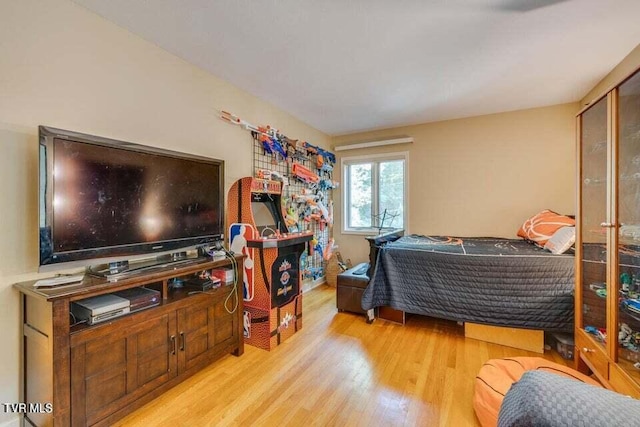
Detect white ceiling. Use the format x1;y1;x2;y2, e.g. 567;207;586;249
72;0;640;135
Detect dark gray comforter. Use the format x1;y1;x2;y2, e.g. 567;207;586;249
361;235;575;331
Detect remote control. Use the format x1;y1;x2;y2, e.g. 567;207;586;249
34;275;85;288
353;265;369;275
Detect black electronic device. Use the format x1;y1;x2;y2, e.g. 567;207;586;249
38;126;225;273
113;287;161;312
183;276;221;291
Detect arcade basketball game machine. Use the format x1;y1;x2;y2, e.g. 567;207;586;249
227;177;312;350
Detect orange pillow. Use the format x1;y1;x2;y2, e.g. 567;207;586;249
517;209;575;247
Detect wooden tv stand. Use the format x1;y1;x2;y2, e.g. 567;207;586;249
14;255;244;427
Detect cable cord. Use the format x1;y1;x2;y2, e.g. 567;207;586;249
222;249;239;314
203;244;239;314
69;311;88;328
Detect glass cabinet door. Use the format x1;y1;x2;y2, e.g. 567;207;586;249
616;70;640;385
579;96;608;350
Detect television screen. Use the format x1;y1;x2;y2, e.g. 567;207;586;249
39;126;224;270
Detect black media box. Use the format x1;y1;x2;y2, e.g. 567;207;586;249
183;276;221;291
113;287;161;312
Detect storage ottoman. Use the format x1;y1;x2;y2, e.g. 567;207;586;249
336;263;369;314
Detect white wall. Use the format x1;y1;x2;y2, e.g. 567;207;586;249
581;43;640;107
332;103;579;264
0;0;329;424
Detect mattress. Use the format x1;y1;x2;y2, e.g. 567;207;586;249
361;235;575;331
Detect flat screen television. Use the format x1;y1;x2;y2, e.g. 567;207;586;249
39;126;225;273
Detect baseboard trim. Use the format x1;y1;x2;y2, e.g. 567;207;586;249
302;276;326;293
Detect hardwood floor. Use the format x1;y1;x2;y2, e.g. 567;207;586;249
114;285;569;426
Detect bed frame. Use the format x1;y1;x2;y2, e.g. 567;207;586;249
364;229;404;323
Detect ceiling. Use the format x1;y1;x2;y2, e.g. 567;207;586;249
72;0;640;136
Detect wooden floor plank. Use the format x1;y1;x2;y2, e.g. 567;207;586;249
113;285;569;427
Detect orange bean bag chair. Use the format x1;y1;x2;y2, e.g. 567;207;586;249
473;357;602;427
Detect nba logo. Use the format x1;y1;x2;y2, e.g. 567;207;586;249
243;310;251;338
229;223;255;302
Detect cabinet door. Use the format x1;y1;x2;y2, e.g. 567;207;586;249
70;313;176;426
616;70;640;389
578;96;609;353
176;294;239;372
212;294;238;350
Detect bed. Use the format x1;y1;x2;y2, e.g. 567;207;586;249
361;235;575;332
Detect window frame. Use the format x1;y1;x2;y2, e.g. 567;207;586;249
341;151;409;235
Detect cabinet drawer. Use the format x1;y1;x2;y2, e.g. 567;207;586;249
576;330;609;380
609;363;640;398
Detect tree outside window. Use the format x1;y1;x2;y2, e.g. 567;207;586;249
343;153;407;233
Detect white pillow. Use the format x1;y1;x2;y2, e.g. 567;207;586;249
544;226;575;254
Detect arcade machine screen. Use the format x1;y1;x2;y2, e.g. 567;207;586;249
251;193;285;235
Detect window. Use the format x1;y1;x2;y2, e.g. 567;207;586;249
342;152;408;234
